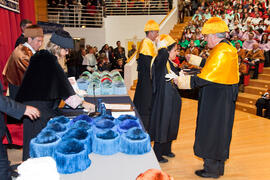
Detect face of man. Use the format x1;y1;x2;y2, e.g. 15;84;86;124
235;43;240;49
205;34;217;49
28;36;44;51
22;23;32;33
148;31;159;41
117;41;121;47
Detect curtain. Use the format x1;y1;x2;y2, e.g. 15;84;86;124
0;0;36;145
0;0;36;86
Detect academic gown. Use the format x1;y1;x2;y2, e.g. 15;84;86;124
16;50;75;161
149;48;181;143
133;38;157;131
191;77;238;161
190;39;239;161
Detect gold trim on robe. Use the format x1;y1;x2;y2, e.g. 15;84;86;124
136;38;157;59
198;42;239;85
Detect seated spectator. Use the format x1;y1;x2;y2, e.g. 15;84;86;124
194;28;203;41
128;44;136;58
114;41;125;58
98;53;111;71
185;40;199;56
114;47;127;65
231;35;243;47
83;46;97;72
251;13;263;26
114;58;124;78
243;33;257;50
230;27;243;39
235;42;247;61
259;33;270;67
255;20;266;31
203;8;211;20
256;90;270;118
190;34;201;48
238;56;249;92
245;43;265;79
184;28;192;39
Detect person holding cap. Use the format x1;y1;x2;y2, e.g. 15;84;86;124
3;25;44;99
171;17;239;178
149;34;181;163
133;20;159;131
15;30;95;161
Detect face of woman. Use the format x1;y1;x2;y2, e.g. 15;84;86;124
169;44;177;61
60;48;68;58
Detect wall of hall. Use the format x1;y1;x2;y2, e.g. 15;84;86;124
104;15;165;49
64;15;165;50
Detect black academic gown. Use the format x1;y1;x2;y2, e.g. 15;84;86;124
191;76;238;161
149;48;181;143
133;54;153;131
16;50;75;161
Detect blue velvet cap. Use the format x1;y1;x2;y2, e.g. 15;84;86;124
62;128;92;154
73;120;93;136
115;114;138;124
93;119;117;134
48;116;70;127
30;129;61;158
120;127;151;155
92;130;120;155
70;114;93;126
53;139;91;174
46;122;68;137
117;119;141;134
93;115;115;124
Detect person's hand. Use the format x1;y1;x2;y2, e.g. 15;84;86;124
82;101;95;113
24;106;40;120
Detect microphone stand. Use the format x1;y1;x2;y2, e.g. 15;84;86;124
88;84;100;117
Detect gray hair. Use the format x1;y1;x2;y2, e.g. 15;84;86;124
216;32;226;38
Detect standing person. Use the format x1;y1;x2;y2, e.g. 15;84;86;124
133;20;159;131
0;82;40;180
15;30;95;161
14;19;32;48
172;17;239;178
3;25;44;99
149;34;181;163
178;0;185;23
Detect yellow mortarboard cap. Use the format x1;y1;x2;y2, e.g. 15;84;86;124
144;20;160;32
157;34;176;49
201;17;229;35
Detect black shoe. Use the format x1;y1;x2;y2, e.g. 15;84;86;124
163;152;175;158
195;169;220;178
158;157;168;163
9;169;19;178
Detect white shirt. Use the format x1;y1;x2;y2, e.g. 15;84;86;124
83;53;97;66
23;42;36;54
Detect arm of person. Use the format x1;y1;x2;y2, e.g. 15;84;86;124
64;95;95;112
173;74;213;89
0;94;39;120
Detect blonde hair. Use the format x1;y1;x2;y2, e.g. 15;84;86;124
46;41;61;57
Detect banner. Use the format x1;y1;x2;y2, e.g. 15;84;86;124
0;0;20;13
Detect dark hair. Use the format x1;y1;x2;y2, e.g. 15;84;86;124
20;19;32;28
167;42;177;52
261;34;268;44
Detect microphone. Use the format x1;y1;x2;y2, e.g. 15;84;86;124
88;83;100;117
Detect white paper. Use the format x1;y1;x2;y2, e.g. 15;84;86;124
111;111;136;118
104;103;131;110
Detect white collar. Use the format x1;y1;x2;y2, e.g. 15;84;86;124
23;42;36;54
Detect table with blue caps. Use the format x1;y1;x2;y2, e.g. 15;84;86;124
58;95;160;180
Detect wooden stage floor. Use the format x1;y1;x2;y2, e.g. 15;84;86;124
128;90;270;179
157;98;270;180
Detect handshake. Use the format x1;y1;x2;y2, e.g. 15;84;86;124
165;54;202;89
